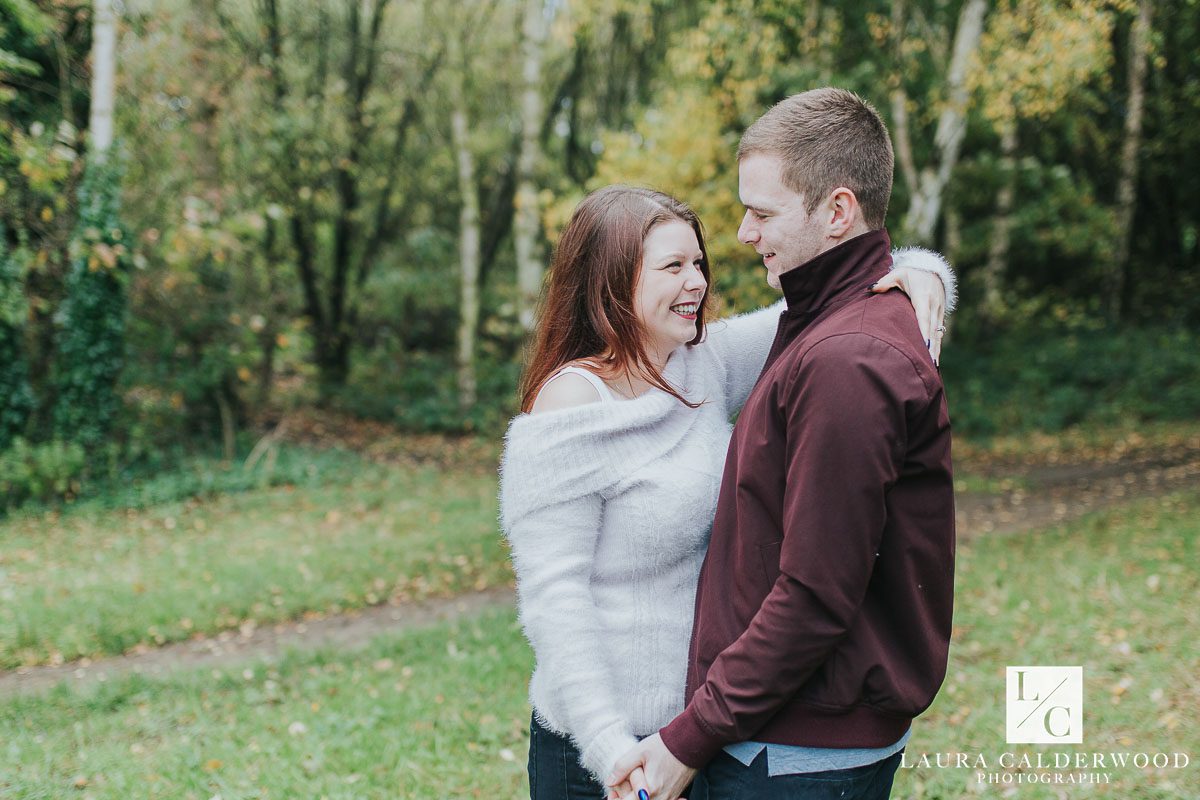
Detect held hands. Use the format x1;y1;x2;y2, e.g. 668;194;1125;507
606;734;697;800
605;766;647;800
872;267;948;365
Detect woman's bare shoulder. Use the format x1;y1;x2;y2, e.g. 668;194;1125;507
530;371;603;414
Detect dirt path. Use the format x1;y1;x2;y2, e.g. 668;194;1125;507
2;447;1197;697
0;587;514;696
955;446;1200;537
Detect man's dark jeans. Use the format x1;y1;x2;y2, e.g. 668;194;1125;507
693;749;903;800
527;714;608;800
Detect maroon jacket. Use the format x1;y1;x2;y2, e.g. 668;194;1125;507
660;229;955;767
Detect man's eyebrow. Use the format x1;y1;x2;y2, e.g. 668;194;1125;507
742;203;772;214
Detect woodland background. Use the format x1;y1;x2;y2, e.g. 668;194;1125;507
1;4;1198;797
1;0;1197;511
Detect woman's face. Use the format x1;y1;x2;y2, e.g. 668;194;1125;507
634;220;708;359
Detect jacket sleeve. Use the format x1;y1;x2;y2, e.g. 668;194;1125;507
701;248;953;416
659;333;930;767
503;490;640;781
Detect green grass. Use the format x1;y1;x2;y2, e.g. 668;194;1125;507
0;608;532;799
0;453;510;668
893;491;1199;799
951;473;1030;496
2;492;1195;798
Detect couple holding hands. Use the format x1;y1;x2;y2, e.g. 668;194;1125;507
500;88;957;800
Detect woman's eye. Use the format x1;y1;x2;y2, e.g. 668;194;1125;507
665;262;682;271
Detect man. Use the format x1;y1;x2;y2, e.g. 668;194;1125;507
608;88;956;799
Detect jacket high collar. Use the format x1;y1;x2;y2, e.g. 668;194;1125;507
779;229;894;315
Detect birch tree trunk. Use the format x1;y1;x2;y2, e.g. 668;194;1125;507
452;91;481;410
889;0;919;200
901;0;987;244
514;0;547;332
982;117;1017;323
89;0;116;159
1111;0;1153;321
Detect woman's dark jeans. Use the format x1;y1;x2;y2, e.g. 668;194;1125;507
528;714;608;800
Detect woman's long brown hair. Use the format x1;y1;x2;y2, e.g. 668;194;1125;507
519;185;713;412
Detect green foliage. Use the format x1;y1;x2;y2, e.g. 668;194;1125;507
0;230;33;447
1;0;1196;455
121;215;258;442
84;442;368;513
51;157;130;448
0;436;86;509
339;350;520;434
950;147;1119;287
944;313;1200;436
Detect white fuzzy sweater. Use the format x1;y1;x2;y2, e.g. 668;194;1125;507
498;248;953;782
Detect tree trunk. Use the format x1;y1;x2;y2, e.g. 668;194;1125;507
215;384;236;462
89;0;116;158
982;118;1017;324
943;206;962;264
246;0;401;398
889;0;918;199
514;0;548;332
901;0;987;245
452;101;481;411
1111;0;1153;321
256;214;286;409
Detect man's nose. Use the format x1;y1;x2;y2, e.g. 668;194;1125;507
737;212;757;245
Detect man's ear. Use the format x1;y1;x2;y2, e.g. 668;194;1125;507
825;187;861;238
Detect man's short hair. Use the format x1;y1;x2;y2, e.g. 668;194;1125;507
738;88;894;229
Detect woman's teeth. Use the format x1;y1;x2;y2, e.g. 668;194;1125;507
670;303;697;316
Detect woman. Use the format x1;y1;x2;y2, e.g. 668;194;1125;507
499;186;953;799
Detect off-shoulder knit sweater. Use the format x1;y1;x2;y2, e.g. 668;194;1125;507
498;248;953;782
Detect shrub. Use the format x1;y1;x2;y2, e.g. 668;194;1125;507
0;233;34;449
0;437;87;510
943;322;1200;437
52;158;130;448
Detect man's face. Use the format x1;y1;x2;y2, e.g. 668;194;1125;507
737;153;828;290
